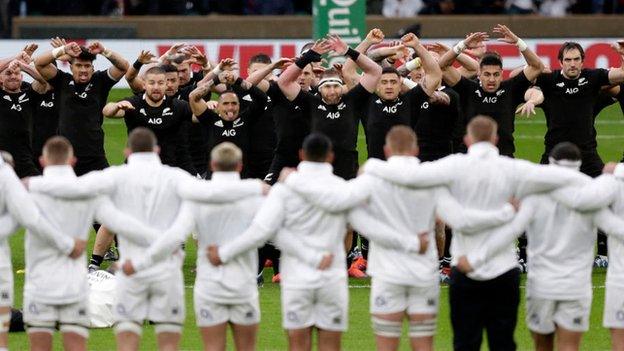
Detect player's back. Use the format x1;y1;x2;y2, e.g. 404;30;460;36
604;178;624;288
363;170;439;287
192;178;263;303
524;194;596;300
25;167;97;305
276;162;350;288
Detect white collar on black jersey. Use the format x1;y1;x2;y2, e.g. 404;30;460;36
43;165;77;178
467;142;500;158
127;152;162;165
297;161;334;174
211;172;241;181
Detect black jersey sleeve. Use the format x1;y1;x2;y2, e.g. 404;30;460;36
535;72;554;93
588;68;611;88
95;69;119;91
451;76;475;97
47;70;68;90
508;70;533;105
120;95;140;123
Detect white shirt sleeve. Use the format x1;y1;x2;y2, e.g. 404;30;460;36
348;206;422;253
466;197;537;269
511;160;587;198
133;201;196;271
434;187;515;234
0;212;19;241
593;208;624;242
29;169;116;199
177;178;264;203
218;186;286;263
363;157;456;187
93;196;157;247
284;174;372;212
1;167;74;255
274;231;324;268
550;174;617;211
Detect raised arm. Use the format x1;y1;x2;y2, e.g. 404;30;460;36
608;42;624;85
247;58;292;93
35;42;82;80
278;40;330;101
435;187;516;234
493;24;544;82
125;50;157;93
438;33;489;87
188;82;214;117
87;41;128;81
11;60;51;94
342;28;384;89
326;35;381;93
401;33;441;96
102;100;134;119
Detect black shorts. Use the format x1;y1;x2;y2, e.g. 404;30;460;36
419;153;450;162
15;161;40;179
333;150;358;180
74;155;109;176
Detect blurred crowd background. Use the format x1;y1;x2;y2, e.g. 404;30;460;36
1;0;623;38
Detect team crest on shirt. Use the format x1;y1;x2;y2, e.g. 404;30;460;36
200;309;212;320
332;316;342;324
18;93;28;103
2;95;11;102
214;120;224;127
0;291;8;300
161;107;173;116
337;102;346;110
233;118;244;128
556;82;565;88
317;104;327;111
578;77;587;86
616;310;624;321
171;306;179;315
287;311;299;322
374;296;387;307
242;94;252;102
85;83;93;92
475;90;482;98
573;317;582;325
496;89;505;96
245;310;254;319
427;298;436;306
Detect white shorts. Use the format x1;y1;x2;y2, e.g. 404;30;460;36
370;279;439;316
526;296;591;334
0;268;13;307
194;292;260;327
114;271;185;327
603;284;624;329
281;279;348;332
23;296;90;331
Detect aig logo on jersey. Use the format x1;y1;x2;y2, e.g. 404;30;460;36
222;129;236;136
10;104;22;111
482;96;497;103
566;87;580;95
148;118;162;125
326;111;341;119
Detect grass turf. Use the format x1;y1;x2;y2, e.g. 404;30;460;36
5;89;624;350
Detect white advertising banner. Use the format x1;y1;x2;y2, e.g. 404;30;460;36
0;38;621;88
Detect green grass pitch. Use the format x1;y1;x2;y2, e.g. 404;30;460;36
5;89;624;350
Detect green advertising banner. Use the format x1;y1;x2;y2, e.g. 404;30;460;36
313;0;366;46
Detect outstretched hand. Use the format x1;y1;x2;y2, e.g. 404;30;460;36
492;24;519;45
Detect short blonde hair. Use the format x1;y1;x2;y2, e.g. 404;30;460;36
210;142;242;172
467;115;498;142
43;136;73;165
385;125;417;154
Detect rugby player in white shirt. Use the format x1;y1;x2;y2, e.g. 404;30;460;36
26;128;266;351
121;142;266;351
208;133;431;351
0;151;86;351
599;161;624;351
22;136;163;351
457;142;624;351
280;126;521;351
362;116;590;350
